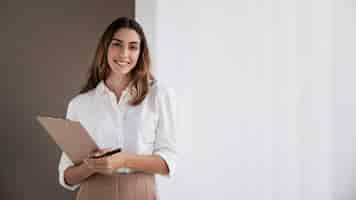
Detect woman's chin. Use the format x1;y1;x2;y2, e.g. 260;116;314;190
111;68;131;76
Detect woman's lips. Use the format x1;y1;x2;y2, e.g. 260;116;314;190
114;59;129;66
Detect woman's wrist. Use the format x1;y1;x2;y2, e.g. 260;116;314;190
81;160;95;175
122;153;134;168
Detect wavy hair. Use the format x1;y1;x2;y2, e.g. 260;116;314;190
79;17;154;106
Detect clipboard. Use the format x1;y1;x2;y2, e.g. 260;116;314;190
36;116;99;164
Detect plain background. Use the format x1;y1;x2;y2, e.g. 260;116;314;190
1;1;133;199
137;0;356;200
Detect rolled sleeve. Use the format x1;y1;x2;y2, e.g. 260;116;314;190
58;99;80;191
153;87;178;177
58;152;80;191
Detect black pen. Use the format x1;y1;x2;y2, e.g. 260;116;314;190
90;148;122;159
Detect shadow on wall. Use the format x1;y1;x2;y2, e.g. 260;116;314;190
1;1;133;199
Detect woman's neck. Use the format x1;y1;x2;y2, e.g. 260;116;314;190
105;73;131;98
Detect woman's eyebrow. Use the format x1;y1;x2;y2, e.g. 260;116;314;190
112;38;139;45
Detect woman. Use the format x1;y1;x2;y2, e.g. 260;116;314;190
58;17;177;200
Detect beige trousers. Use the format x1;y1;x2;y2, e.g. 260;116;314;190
76;172;158;200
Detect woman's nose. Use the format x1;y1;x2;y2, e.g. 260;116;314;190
119;47;129;57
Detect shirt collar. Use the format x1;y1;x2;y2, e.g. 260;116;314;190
96;80;132;98
96;79;155;97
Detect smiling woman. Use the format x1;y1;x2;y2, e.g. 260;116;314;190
58;17;178;200
79;17;155;106
108;28;140;74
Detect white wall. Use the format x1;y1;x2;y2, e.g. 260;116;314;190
296;1;333;199
136;0;356;200
333;1;356;199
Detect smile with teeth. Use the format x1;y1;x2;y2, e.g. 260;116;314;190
114;59;129;66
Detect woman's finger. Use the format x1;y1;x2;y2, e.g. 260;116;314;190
89;148;113;158
87;158;110;168
102;148;112;153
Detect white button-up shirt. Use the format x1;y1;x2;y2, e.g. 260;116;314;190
58;80;177;191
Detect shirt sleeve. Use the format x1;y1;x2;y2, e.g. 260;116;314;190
58;99;80;191
153;87;178;178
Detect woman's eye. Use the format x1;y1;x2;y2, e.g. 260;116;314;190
129;46;138;50
112;43;121;47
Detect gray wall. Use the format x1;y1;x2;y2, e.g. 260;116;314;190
1;1;134;199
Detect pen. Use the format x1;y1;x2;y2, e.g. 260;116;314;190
90;148;122;159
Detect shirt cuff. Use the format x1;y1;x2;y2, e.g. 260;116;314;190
117;167;132;173
58;167;80;191
154;151;176;177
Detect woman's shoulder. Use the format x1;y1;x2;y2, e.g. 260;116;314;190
150;79;176;101
67;89;96;109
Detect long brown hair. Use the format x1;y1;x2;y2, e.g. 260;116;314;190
79;17;154;106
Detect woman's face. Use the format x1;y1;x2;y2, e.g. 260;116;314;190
107;28;141;77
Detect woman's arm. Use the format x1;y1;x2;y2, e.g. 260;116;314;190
63;162;95;186
85;152;169;176
63;148;114;185
124;154;169;175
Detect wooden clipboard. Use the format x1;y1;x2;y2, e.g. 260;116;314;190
36;116;99;164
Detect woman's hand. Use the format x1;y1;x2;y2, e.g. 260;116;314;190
83;149;130;176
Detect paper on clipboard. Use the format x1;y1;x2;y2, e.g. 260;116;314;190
36;116;99;164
